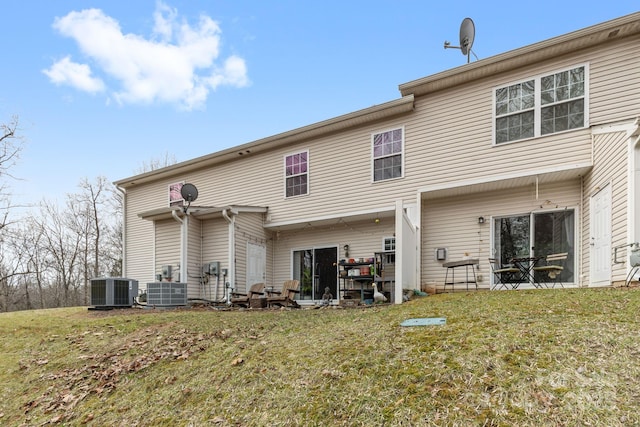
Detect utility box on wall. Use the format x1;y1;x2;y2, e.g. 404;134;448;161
161;265;173;280
435;248;448;261
203;261;220;276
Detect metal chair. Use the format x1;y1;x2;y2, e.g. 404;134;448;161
488;258;520;290
624;246;640;287
532;253;568;288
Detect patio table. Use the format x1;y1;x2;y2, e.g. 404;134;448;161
510;257;543;289
443;258;478;291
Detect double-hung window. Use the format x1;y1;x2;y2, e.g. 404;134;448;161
285;151;308;198
495;65;587;144
373;127;404;181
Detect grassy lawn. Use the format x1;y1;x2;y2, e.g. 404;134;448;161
1;287;639;426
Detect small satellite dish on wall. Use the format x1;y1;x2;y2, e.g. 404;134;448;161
444;17;478;63
180;183;198;214
180;183;198;202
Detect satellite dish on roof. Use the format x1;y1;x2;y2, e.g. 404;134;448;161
459;18;475;57
444;17;478;63
180;183;198;214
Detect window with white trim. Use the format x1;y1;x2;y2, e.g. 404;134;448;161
495;65;586;144
383;237;396;251
285;151;308;198
168;182;184;207
373;128;403;181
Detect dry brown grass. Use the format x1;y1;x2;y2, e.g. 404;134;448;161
1;287;640;426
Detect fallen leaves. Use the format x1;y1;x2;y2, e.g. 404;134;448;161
20;326;218;424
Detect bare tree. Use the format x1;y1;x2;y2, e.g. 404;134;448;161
16;217;48;309
70;176;118;303
135;151;178;174
36;200;83;306
0;116;26;310
0;116;24;230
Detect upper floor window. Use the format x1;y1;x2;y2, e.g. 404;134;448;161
373;127;404;181
285;151;308;198
168;182;184;207
495;65;587;144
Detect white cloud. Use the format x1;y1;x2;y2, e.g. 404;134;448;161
42;56;105;93
44;2;249;110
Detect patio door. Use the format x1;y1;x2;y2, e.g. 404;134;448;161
590;185;611;285
292;247;338;301
493;209;575;286
246;242;266;286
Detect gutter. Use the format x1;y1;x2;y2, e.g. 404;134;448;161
171;210;188;283
115;185;127;277
222;207;237;304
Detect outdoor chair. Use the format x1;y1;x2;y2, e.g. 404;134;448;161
230;282;265;307
266;280;300;308
532;253;568;288
489;258;520;290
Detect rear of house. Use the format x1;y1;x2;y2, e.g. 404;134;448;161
115;12;640;304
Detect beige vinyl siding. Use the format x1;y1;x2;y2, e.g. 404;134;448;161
234;212;267;292
154;219;181;282
233;213;271;294
119;34;640;231
201;217;228;301
422;180;582;291
589;36;640;126
582;130;630;285
271;219;394;291
186;217;202;298
119;26;640;292
122;186;156;284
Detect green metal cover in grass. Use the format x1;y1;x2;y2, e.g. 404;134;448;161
400;318;446;326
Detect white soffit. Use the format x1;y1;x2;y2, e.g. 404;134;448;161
419;163;593;201
264;206;396;231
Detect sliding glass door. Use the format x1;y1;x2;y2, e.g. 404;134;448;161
292;247;338;301
493;210;575;286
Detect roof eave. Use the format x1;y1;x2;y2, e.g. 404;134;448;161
115;94;415;188
399;12;640;97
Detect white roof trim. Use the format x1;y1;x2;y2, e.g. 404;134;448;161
139;205;267;221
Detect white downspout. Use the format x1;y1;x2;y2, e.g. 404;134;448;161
171;209;188;283
222;207;236;304
395;200;404;305
116;186;127;277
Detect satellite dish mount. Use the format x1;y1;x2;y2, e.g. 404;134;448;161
180;183;199;214
444;17;477;63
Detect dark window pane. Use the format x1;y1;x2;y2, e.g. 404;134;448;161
373;154;401;181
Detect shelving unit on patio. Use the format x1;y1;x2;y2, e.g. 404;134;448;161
442;258;478;292
339;260;374;303
338;252;395;303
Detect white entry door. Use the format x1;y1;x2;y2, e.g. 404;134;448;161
590;184;612;285
246;242;266;286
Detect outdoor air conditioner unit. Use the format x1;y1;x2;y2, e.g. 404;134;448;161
90;278;139;307
146;282;188;306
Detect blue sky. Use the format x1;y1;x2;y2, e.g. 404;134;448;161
2;1;638;210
